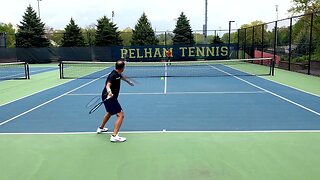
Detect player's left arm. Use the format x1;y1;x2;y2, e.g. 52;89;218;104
121;75;134;86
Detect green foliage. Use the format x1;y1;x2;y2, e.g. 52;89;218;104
0;23;15;47
15;5;49;47
238;21;269;47
45;28;63;47
130;12;158;46
221;33;229;43
193;33;205;44
288;0;320;14
277;27;290;46
95;16;122;46
211;35;224;44
172;12;195;45
312;13;320;60
82;25;96;47
120;27;133;46
61;18;85;47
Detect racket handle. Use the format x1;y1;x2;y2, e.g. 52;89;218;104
106;94;113;100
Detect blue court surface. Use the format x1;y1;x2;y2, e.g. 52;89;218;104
0;68;320;133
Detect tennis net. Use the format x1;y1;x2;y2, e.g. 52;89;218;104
59;58;274;79
0;62;30;80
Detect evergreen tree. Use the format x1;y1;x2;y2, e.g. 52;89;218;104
16;5;49;47
211;35;224;44
172;12;195;45
95;16;122;46
61;18;85;47
130;12;158;45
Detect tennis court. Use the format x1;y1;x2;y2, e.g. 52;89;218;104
1;60;320;180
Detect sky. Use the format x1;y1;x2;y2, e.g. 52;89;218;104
0;0;295;32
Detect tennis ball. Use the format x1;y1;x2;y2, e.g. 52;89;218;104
160;77;164;80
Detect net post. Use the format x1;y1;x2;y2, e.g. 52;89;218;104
273;21;277;69
25;62;30;79
59;61;63;79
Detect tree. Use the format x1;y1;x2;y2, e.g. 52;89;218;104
83;24;96;46
288;0;320;14
294;32;312;56
95;16;122;46
156;32;174;46
130;12;158;46
277;27;290;46
0;23;15;47
120;27;133;46
193;33;205;44
15;5;49;47
288;0;320;61
61;18;85;47
211;35;224;44
172;12;195;45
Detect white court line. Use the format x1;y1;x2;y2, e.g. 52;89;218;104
0;80;71;107
66;91;266;96
262;76;320;98
1;130;320;135
164;64;168;94
0;77;105;126
209;65;320;116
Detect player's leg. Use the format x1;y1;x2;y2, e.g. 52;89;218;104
110;100;126;142
113;111;124;136
97;97;111;134
97;112;111;133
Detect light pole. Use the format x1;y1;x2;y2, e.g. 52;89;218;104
276;5;279;20
112;11;114;22
228;21;235;45
37;0;42;18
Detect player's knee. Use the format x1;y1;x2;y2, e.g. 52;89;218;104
117;112;124;119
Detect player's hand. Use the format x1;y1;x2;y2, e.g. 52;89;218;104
128;81;134;86
107;92;113;99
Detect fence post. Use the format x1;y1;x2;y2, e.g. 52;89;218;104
288;17;293;71
243;28;246;59
261;25;264;59
273;21;278;65
308;12;314;75
252;26;255;58
237;29;240;59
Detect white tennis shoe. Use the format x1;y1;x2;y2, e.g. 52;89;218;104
96;127;108;134
110;134;126;142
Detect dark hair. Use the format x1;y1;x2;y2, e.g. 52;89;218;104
115;60;125;70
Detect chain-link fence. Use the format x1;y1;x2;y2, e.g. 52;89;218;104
238;11;319;76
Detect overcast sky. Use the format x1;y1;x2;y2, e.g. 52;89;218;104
1;0;294;32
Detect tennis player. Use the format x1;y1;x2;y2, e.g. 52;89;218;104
97;60;134;142
165;48;172;65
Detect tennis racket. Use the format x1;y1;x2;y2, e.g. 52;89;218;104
86;96;101;108
87;94;112;114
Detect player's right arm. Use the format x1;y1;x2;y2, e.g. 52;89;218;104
105;82;113;98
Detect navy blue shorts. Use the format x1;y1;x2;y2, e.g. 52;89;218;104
103;98;122;115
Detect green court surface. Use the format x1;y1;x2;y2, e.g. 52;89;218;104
1;132;320;180
0;68;71;105
1;65;320;180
